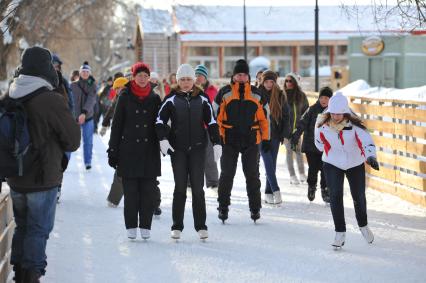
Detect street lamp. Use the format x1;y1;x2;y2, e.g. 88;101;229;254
243;0;247;62
315;0;319;92
165;27;173;74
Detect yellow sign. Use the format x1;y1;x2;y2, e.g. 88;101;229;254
362;36;385;56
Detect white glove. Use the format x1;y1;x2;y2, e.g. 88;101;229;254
213;144;222;162
160;139;174;156
99;126;108;137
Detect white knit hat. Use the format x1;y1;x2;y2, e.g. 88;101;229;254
176;64;195;80
326;92;351;114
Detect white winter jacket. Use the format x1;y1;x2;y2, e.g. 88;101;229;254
314;118;376;170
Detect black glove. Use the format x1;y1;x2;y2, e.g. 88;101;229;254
366;156;380;171
261;140;271;152
61;153;69;172
107;148;118;169
290;134;299;147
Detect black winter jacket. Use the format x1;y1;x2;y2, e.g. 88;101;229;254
258;86;291;141
292;100;326;153
108;84;162;178
156;87;220;152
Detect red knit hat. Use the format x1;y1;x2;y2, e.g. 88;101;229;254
131;62;150;77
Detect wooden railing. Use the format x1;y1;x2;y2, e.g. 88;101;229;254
0;190;14;283
306;92;426;207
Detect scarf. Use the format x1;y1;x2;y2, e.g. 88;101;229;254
130;80;151;100
329;119;348;133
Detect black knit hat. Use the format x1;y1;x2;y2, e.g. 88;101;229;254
262;70;278;83
233;59;249;75
19;46;59;88
319;86;333;98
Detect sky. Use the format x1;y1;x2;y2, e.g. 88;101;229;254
138;0;400;10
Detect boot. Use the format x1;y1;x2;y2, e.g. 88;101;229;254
321;187;330;203
359;225;374;244
273;191;282;204
332;232;346;248
218;206;229;223
250;209;260;222
307;186;316;201
264;193;274;204
22;269;41;283
154;206;162;216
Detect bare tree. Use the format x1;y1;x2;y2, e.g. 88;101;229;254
341;0;426;31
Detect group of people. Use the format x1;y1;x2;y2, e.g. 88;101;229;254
0;45;381;282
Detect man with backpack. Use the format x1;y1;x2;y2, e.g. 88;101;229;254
1;46;80;282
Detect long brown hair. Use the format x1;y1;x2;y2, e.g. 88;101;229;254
284;75;303;106
267;83;287;124
317;113;366;130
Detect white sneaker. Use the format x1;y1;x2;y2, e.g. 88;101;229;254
273;191;282;204
264;193;274;204
198;230;208;240
140;228;150;240
107;201;118;208
290;175;300;185
332;232;346;248
299;173;307;183
171;230;181;239
359;225;374;244
127;228;137;240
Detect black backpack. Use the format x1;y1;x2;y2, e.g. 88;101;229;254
0;90;41;179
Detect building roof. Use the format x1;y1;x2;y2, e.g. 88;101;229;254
139;5;416;41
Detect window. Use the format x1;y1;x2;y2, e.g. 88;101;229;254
336;45;348;56
263;46;292;56
224;47;256;57
187;47;218;56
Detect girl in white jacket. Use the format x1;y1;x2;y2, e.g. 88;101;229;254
314;92;380;248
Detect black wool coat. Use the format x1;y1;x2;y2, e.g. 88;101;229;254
108;85;162;178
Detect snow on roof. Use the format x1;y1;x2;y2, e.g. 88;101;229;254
139;5;414;41
139;8;173;34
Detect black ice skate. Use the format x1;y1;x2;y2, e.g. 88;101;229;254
218;207;229;224
250;210;260;223
307;186;316;202
321;187;330;203
154;206;162;216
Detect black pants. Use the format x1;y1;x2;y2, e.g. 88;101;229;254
218;144;261;212
122;177;157;230
171;148;207;232
108;171;161;207
323;162;368;232
305;152;327;189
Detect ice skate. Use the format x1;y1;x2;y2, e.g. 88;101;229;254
299;173;307;183
273;191;282;205
250;210;260;223
127;228;137;240
140;228;150;240
218;207;228;224
171;230;181;240
307;186;316;202
332;232;346;249
290;175;300;185
198;230;208;241
360;225;374;244
321;187;330;204
264;193;274;204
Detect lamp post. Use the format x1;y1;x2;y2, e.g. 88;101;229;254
243;0;247;62
165;27;172;74
315;0;319;92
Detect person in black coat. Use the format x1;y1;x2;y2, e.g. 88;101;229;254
258;70;291;205
156;64;221;240
107;62;161;240
290;86;333;202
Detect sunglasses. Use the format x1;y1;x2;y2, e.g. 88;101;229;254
285;80;293;83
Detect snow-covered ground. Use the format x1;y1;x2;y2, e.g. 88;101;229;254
40;134;425;283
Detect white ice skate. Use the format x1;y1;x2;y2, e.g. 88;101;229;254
359;225;374;244
264;194;274;204
127;228;137;240
273;191;282;204
332;232;346;249
198;230;208;240
171;230;181;240
299;173;307;183
140;228;150;240
290;175;300;185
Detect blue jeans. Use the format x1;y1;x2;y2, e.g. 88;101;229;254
260;138;281;193
82;119;94;166
10;188;58;275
